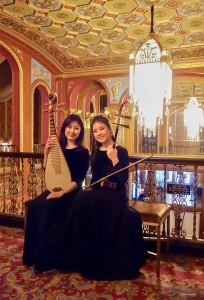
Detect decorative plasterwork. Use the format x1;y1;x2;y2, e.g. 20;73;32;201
1;0;204;71
101;77;129;104
171;80;204;104
31;59;51;89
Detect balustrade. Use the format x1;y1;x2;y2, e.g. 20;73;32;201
0;152;204;244
129;155;204;241
0;152;44;216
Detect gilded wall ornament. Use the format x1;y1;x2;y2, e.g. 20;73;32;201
31;59;51;89
101;77;129;104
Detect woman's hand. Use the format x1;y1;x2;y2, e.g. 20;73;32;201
83;186;93;191
107;144;119;166
44;137;55;155
46;190;64;200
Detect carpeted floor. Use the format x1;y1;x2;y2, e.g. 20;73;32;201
0;226;204;300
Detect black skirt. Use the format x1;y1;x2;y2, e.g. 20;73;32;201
22;190;76;266
34;189;146;280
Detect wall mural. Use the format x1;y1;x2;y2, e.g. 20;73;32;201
31;58;51;88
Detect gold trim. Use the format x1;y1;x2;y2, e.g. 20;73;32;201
173;76;204;83
31;82;50;152
54;60;204;77
55;68;129;78
0;42;24;151
172;61;204;69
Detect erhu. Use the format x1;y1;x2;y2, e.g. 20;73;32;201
44;93;72;192
86;100;153;190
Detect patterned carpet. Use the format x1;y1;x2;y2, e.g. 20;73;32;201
0;226;204;300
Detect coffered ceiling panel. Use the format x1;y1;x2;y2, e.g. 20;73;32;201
0;0;203;72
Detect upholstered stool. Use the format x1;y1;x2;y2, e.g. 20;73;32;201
129;200;171;276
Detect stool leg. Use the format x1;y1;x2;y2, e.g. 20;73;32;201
156;225;160;277
166;215;170;253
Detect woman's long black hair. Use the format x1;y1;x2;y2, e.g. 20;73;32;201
90;114;114;168
59;114;85;149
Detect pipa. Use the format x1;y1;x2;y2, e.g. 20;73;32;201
44;93;72;192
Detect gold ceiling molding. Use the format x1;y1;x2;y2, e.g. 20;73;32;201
55;68;129;78
172;61;204;70
0;12;130;70
172;47;204;59
1;1;204;73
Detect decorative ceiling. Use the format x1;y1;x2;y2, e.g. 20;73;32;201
0;0;204;72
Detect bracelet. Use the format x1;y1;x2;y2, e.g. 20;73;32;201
62;189;66;195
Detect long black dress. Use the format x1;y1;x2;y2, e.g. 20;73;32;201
34;146;146;280
22;145;89;266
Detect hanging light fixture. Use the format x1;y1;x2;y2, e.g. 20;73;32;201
129;3;172;137
184;84;204;140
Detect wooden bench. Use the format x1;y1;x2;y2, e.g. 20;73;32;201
129;200;171;276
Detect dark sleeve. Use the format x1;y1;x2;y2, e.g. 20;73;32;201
72;149;90;186
112;146;129;185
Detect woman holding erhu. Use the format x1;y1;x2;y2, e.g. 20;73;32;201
34;114;145;280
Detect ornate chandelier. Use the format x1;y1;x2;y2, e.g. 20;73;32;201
184;84;204;140
129;5;172;137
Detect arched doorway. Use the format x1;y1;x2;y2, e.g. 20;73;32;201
0;57;12;148
32;84;50;152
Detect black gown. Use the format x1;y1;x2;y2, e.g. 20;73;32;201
22;145;89;266
34;146;146;280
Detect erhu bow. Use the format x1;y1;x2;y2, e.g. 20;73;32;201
84;155;153;190
44;93;72;192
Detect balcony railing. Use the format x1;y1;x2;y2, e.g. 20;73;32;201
0;152;204;243
0;152;44;216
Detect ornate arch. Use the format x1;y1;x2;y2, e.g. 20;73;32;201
31;82;50;148
77;82;102;119
0;42;23;150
